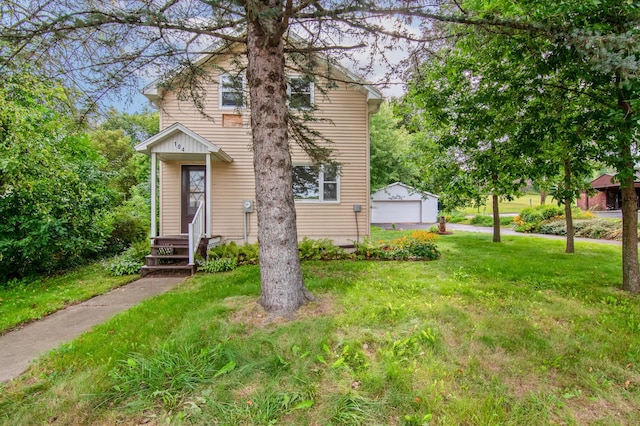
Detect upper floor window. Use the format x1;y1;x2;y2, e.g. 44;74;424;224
220;74;245;108
292;164;339;202
288;77;314;110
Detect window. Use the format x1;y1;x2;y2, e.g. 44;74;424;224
288;77;314;109
220;74;245;108
292;164;339;202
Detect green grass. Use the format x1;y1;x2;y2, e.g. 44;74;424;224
2;231;640;425
0;263;137;334
461;191;542;215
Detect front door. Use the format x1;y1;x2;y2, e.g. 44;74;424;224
181;165;206;233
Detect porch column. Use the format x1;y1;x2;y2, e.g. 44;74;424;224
206;152;212;237
150;152;157;238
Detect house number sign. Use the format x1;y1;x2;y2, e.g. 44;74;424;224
174;141;185;152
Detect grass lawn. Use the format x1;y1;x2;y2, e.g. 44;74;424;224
0;263;138;334
2;231;640;425
460;191;542;215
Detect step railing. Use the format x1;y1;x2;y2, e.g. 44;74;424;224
188;201;205;265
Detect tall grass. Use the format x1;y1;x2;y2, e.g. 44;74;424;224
1;232;639;425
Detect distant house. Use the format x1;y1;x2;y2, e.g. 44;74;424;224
371;182;439;223
134;43;383;274
578;173;640;210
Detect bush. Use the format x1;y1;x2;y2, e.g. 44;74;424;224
538;220;567;236
519;205;564;224
104;241;149;276
500;216;515;226
446;212;467;223
469;215;493;227
103;190;150;255
199;257;238;273
514;205;564;233
207;241;259;266
298;237;347;260
574;219;621;240
515;205;600;235
355;231;440;261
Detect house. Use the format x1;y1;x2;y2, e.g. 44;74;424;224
135;45;383;274
578;173;640;211
371;182;439;224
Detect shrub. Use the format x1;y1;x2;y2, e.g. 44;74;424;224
469;215;493;227
446;212;467;223
208;241;259;266
104;241;149;276
519;204;564;224
500;216;515;226
298;237;347;260
355;231;440;261
199;257;238;273
538;220;567;236
514;205;564;233
103;190;150;255
574;219;621;240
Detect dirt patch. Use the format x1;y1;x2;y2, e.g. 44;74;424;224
226;293;339;328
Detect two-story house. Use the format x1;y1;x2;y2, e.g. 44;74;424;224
135;44;382;274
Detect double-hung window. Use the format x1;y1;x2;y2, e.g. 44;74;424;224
220;74;245;108
292;164;339;202
287;77;314;110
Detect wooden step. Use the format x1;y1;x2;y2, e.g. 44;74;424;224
140;264;196;277
144;254;190;267
146;254;189;260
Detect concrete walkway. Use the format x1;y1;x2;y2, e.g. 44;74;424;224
0;275;185;383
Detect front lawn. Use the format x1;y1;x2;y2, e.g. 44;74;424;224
0;263;137;334
2;232;639;425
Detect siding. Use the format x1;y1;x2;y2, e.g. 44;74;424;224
157;54;371;244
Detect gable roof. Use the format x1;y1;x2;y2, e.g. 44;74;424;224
590;173;640;190
142;41;383;112
135;122;233;162
371;182;439;200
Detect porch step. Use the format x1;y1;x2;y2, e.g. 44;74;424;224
140;264;196;277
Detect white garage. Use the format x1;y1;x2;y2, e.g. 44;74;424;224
371;182;439;224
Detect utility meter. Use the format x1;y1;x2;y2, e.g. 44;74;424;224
243;200;254;213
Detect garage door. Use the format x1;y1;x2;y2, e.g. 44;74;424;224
371;200;421;223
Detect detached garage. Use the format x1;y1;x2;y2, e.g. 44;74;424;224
371;182;439;224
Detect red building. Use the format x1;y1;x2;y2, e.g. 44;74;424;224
578;173;640;211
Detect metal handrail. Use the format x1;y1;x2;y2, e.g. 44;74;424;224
188;201;205;265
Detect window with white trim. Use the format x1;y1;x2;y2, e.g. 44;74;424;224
219;74;245;108
292;164;339;202
287;77;314;109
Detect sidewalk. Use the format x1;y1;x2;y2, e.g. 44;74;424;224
0;275;185;383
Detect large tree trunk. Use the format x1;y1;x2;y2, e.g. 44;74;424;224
246;3;314;317
492;193;501;243
620;173;639;293
563;158;575;254
617;71;640;293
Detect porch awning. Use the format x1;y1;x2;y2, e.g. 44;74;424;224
135;122;233;162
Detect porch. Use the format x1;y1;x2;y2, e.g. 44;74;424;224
135;123;233;276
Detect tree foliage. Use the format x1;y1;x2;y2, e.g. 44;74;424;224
0;69;114;280
405;0;639;285
369;102;417;192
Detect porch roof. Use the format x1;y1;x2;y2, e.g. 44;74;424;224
135;123;233;162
